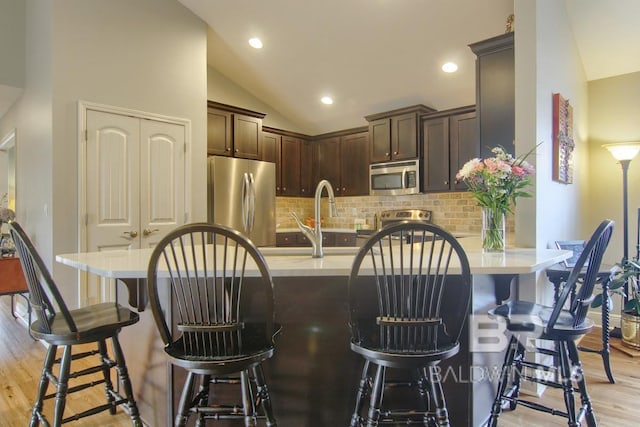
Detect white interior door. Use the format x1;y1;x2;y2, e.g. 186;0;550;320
83;108;186;304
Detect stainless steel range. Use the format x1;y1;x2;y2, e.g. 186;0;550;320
379;209;432;228
377;209;433;244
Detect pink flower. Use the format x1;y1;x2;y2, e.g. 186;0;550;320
512;165;525;177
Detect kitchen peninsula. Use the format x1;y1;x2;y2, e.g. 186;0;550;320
57;238;570;427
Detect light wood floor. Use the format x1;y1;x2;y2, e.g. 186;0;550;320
1;296;639;426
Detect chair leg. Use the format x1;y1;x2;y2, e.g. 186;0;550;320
253;364;277;427
426;365;450;427
194;375;211;427
176;371;196;427
240;370;256;427
416;369;431;426
97;340;116;415
110;335;142;426
351;360;371;427
30;344;57;427
366;364;385;427
558;341;579;427
488;335;520;427
568;340;597;427
53;346;73;427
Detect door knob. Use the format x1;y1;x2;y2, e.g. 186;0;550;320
123;230;138;238
143;228;160;236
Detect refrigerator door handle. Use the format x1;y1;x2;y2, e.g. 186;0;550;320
248;173;256;233
241;172;250;233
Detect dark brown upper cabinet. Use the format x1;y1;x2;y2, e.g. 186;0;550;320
279;135;302;196
366;105;435;163
207;101;265;159
261;131;279;163
314;128;369;197
263;127;311;197
469;33;514;159
299;139;314;197
422;106;477;193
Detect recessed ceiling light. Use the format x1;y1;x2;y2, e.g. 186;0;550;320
321;96;334;105
248;38;263;49
442;62;458;73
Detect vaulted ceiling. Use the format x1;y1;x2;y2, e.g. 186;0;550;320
179;0;640;135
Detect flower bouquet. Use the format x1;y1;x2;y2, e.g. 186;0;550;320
456;146;536;252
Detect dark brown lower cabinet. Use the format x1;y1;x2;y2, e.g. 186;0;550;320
118;272;511;427
276;231;356;247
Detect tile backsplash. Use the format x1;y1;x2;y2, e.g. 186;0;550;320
276;192;515;234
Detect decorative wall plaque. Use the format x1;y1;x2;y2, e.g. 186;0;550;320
552;93;574;184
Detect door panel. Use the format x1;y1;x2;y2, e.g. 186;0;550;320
140;119;185;248
86;110;140;252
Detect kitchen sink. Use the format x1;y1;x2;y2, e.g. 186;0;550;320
258;246;362;256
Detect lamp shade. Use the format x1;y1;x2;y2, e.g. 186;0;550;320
603;142;640;161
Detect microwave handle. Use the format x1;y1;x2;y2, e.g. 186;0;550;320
402;169;407;188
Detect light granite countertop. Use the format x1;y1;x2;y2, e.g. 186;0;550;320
56;236;571;279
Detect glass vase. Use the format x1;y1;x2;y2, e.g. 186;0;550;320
481;207;506;253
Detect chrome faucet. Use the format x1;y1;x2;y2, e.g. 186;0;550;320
291;179;338;258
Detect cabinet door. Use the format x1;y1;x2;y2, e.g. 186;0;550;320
299;140;314;197
450;112;478;190
233;114;261;159
340;132;370;196
276;232;299;247
280;136;301;196
473;34;514;158
315;137;342;195
392;112;418;160
369;118;391;163
261;132;279;163
334;232;357;247
422;117;450;192
207;109;232;156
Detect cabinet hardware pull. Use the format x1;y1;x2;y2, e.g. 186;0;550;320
123;230;138;238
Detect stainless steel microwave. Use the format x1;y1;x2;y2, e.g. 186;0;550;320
369;159;421;196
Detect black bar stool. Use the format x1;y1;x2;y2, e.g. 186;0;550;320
9;221;142;427
488;219;614;427
146;223;280;427
347;221;472;427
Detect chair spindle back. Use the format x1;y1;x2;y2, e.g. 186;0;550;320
349;222;472;353
9;221;76;334
548;220;614;330
147;223;275;358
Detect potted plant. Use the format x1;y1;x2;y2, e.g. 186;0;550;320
592;258;640;348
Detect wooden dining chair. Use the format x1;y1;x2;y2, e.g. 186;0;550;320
347;221;472;427
487;219;614;427
146;223;279;427
8;221;142;427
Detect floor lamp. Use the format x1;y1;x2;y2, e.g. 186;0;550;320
603;142;640;338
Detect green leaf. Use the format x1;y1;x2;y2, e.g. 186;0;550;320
591;293;603;308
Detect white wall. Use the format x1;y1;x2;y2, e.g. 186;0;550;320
588;71;640;266
208;66;305;133
0;0;208;308
0;0;25;88
515;0;589;251
50;0;208;307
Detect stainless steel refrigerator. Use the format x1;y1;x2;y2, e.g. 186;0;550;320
207;156;276;246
